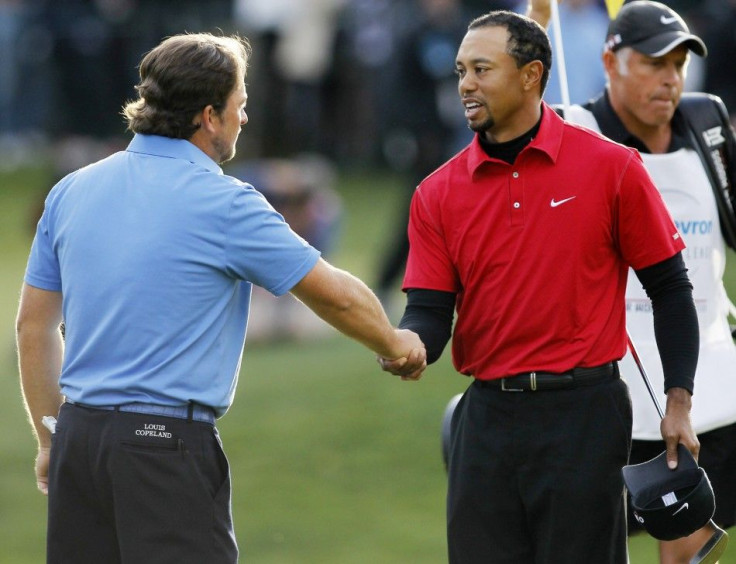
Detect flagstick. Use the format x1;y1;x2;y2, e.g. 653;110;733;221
550;0;570;118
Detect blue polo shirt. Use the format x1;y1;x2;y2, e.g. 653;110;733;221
25;134;321;416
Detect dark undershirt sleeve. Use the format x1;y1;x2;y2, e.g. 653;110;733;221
398;289;456;364
398;252;699;392
633;252;698;394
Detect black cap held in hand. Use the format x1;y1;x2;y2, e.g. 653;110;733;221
623;444;715;541
605;0;707;58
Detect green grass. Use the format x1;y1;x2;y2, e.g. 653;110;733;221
1;164;734;563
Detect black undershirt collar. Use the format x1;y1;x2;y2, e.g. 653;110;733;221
478;115;543;164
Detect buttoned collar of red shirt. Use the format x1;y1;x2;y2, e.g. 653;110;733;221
466;103;563;180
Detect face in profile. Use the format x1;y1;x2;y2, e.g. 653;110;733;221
212;81;248;164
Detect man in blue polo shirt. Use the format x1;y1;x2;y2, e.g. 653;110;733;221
16;33;426;564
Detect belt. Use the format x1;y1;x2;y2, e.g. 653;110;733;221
476;362;617;392
67;401;216;424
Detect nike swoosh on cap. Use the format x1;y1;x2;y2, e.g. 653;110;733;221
673;502;689;516
660;15;679;24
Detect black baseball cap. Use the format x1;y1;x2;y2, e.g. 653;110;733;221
622;444;715;541
605;1;707;58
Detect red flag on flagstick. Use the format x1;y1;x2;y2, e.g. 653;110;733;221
605;0;626;19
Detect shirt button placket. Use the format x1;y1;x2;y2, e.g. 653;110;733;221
510;170;523;224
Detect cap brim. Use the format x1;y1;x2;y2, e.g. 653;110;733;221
632;32;708;58
622;444;698;499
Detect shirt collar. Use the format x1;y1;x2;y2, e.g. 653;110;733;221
467;103;562;179
126;134;223;175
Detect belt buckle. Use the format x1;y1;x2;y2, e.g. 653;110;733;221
501;378;524;392
500;372;536;392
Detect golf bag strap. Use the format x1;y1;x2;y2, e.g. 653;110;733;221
677;93;736;252
678;95;736;337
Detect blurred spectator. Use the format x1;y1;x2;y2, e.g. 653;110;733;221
516;0;609;105
273;0;347;154
232;0;294;158
372;0;523;302
326;0;412;165
4;0;611;175
233;0;346;159
40;0;232;154
24;0;236;230
464;0;518;11
41;0;132;139
374;0;472;303
0;1;53;169
703;0;736;125
228;155;342;256
0;1;35;134
226;155;344;341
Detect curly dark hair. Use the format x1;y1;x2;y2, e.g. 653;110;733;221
468;11;552;95
123;33;251;139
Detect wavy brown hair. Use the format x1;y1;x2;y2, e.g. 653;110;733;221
123;33;251;139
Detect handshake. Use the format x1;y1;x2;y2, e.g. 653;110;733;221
376;328;427;381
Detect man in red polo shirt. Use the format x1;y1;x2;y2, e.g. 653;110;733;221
379;9;700;563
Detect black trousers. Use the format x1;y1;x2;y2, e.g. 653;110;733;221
47;403;237;564
447;375;632;564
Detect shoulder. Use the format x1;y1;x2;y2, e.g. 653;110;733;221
679;92;725;109
208;171;252;192
678;92;732;132
560;114;637;162
543;110;645;186
48;151;125;197
418;144;473;191
542;102;632;159
558;104;601;133
194;174;275;220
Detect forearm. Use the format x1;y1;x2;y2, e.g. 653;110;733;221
310;273;397;356
634;254;700;462
527;0;551;28
651;291;699;393
635;253;698;393
399;289;455;364
291;260;410;359
18;323;64;449
16;284;64;449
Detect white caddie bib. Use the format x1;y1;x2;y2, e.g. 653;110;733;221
622;149;736;438
565;105;736;438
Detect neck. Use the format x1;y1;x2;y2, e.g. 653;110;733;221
609;94;672;154
622;118;672;154
484;102;543;144
188;128;220;163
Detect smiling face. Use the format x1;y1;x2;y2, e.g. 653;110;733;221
606;45;689;130
455;25;543;142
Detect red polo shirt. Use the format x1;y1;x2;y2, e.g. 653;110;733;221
403;104;684;380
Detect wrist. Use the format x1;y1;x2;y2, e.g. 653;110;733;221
665;387;692;412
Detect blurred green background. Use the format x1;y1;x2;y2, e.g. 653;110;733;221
1;164;734;563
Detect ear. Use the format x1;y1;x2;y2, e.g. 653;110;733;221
602;49;618;78
522;60;544;92
194;105;218;133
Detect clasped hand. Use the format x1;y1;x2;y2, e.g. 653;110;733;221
377;329;427;381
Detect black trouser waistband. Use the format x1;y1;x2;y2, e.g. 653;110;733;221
65;400;216;424
476;362;617;392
